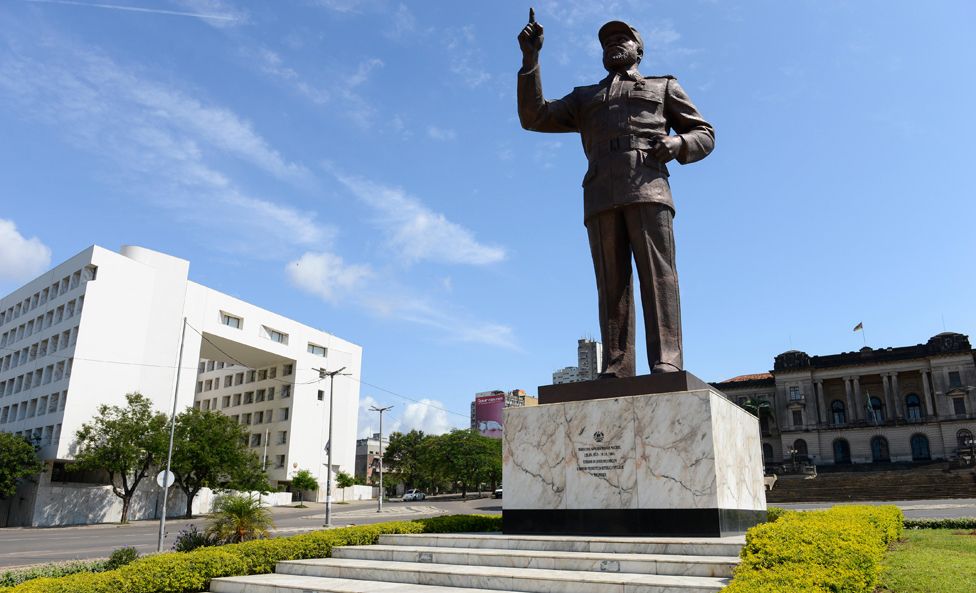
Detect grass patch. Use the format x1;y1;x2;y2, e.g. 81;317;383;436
878;529;976;593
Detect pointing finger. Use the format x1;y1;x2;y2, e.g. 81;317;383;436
529;7;535;23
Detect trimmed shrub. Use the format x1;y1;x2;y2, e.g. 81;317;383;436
724;505;903;593
764;506;785;522
0;514;500;593
0;560;108;588
904;517;976;530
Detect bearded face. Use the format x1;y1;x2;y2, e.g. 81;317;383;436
602;37;641;71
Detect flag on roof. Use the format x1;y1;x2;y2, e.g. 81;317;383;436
853;322;864;332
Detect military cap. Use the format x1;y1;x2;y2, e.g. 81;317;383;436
598;20;644;52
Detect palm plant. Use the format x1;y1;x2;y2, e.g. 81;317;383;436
741;397;771;418
205;494;273;543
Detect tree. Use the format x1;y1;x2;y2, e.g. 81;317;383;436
383;430;430;489
428;430;498;498
741;397;771;418
170;408;264;518
290;469;318;507
479;436;503;492
0;433;44;498
72;393;168;523
205;493;273;543
336;470;355;501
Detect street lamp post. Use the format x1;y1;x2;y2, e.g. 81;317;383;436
370;405;394;513
316;367;349;528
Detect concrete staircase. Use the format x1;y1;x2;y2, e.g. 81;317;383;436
208;533;744;593
766;465;976;503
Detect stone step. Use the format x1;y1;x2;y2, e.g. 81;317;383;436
209;573;527;593
275;557;730;593
378;533;745;557
333;544;738;578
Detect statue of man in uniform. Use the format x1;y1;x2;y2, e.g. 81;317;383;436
517;11;715;378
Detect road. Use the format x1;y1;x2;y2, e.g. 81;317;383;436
0;496;501;569
0;496;971;569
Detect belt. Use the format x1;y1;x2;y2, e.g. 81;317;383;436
591;135;659;160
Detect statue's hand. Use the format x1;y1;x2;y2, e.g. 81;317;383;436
650;136;684;163
518;9;543;60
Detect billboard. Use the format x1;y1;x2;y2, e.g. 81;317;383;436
474;393;506;438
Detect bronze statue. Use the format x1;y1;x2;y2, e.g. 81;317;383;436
517;10;714;378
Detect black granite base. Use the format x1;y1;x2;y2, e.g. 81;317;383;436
503;508;766;537
538;371;717;405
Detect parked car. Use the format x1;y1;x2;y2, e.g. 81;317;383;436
493;486;502;499
402;489;426;501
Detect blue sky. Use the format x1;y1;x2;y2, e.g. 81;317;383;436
1;0;974;437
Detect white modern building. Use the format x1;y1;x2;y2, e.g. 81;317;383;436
0;245;361;526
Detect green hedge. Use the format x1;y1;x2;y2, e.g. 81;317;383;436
0;515;501;593
0;561;109;588
723;505;903;593
904;517;976;530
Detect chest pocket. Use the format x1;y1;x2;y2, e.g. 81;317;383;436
580;87;609;120
628;87;664;126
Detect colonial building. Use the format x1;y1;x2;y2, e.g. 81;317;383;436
714;332;976;467
354;432;389;484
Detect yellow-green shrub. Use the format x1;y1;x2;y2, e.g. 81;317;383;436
0;514;501;593
724;505;904;593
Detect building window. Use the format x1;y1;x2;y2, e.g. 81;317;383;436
870;436;890;462
277;430;288;445
957;429;974;450
222;313;242;329
948;371;962;388
792;439;808;458
283;364;293;376
952;397;967;416
905;394;922;421
788;386;801;401
267;387;275;400
762;443;774;462
279;407;290;421
275;455;285;469
791;410;803;427
258;369;267;381
911;434;931;461
831;400;846;425
281;385;291;398
308;344;327;357
250;433;262;447
868;396;885;423
317;390;324;401
264;327;288;344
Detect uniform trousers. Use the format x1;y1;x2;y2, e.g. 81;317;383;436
586;202;683;378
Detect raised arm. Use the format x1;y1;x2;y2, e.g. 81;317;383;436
516;10;578;133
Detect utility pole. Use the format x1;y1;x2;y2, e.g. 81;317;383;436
316;367;349;528
370;404;394;513
157;317;187;553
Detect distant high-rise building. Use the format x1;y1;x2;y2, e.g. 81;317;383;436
552;338;603;384
470;388;537;438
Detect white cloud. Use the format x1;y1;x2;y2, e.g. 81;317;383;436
250;47;330;104
0;37;328;258
287;250;517;349
0;219;52;283
346;58;384;88
396;399;457;435
25;0;244;25
357;394;461;437
387;4;417;39
286;251;373;303
171;0;248;27
446;26;491;88
332;172;505;266
426;126;456;141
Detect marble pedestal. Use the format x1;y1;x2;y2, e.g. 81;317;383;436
502;386;766;537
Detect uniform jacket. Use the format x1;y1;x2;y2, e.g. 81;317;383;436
517;65;714;221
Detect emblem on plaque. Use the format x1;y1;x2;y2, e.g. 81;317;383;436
593;431;604;443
